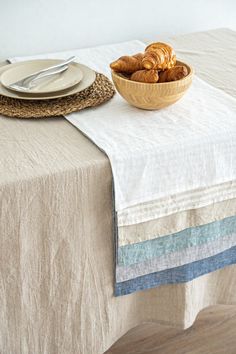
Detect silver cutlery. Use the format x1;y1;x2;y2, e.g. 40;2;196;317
9;65;69;91
8;56;76;91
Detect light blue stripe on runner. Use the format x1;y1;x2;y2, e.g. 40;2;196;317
118;215;236;266
116;232;236;282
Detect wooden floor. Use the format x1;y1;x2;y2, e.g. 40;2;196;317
106;305;236;354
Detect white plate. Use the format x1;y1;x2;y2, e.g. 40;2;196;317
1;59;83;94
0;62;96;100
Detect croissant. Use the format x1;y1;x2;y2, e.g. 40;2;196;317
130;69;159;83
142;42;176;70
110;53;144;73
158;65;188;83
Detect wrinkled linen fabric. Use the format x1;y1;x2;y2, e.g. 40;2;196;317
118;180;236;226
0;28;235;354
119;197;236;245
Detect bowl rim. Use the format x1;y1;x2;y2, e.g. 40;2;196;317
111;60;194;86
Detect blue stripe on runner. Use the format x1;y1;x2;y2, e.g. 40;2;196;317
115;245;236;296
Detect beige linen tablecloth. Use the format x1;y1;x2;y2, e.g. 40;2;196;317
0;28;236;354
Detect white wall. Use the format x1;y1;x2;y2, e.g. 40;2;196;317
0;0;235;58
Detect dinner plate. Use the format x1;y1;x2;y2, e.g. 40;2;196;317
0;62;96;100
1;59;83;94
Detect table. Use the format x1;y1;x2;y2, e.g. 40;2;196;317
0;28;236;354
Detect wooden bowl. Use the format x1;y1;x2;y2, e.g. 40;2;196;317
111;61;194;110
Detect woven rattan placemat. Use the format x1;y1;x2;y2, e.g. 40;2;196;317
0;73;115;118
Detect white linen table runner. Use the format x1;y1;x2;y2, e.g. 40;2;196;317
10;39;236;297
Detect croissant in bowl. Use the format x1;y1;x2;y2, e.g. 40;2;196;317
142;42;176;71
130;69;159;83
159;65;188;83
110;53;144;73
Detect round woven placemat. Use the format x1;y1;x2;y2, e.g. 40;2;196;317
0;73;115;118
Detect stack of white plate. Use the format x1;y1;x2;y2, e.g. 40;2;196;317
0;59;96;100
